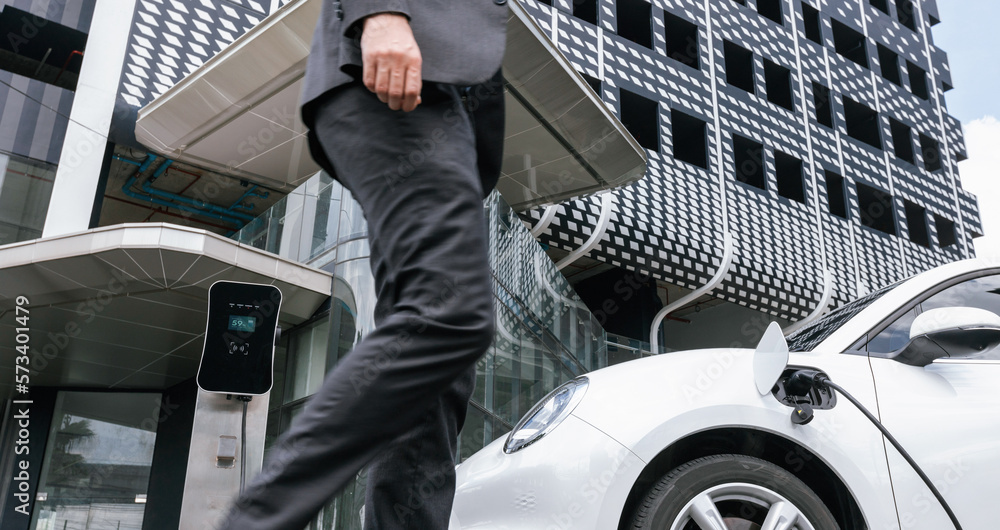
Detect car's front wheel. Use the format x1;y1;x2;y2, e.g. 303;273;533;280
630;454;840;530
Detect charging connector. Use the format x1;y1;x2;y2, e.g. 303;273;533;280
783;369;963;530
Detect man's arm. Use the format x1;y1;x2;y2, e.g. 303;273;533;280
361;13;422;112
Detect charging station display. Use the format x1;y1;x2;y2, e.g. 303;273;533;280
197;281;282;395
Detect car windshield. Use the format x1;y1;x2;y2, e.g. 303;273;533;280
785;281;900;351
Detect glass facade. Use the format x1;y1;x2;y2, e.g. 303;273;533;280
30;392;160;530
0;152;56;245
233;172;607;529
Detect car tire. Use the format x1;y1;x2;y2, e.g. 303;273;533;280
630;454;840;530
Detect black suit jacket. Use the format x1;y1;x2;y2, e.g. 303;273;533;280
300;0;508;175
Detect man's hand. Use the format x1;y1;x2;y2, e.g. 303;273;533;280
361;13;422;112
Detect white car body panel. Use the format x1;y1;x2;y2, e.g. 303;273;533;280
451;414;645;530
452;258;1000;530
870;357;1000;529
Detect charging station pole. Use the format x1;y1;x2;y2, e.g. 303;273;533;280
196;280;282;494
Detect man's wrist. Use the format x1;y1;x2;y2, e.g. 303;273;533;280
363;12;410;32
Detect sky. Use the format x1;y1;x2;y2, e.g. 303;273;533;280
931;0;1000;257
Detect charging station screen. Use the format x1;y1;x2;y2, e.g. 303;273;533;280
198;281;281;395
229;315;257;332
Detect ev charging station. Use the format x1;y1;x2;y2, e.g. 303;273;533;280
197;280;282;396
195;280;282;494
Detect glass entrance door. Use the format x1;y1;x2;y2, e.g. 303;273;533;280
30;391;161;530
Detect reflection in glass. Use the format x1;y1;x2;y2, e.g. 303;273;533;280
245;176;607;530
284;318;332;404
0;152;57;245
31;392;160;530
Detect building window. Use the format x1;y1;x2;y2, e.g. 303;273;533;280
757;0;783;24
904;200;930;247
775;151;806;203
843;97;882;149
935;215;957;247
732;0;747;5
857;182;896;236
733;134;766;190
907;61;929;100
0;6;88;91
671;109;708;169
877;44;901;85
620;88;660;152
919;132;942;172
764;59;794;111
536;0;553;5
617;0;653;48
813;82;833;127
889;118;915;164
664;11;700;69
825;171;849;218
897;0;919;32
724;40;755;93
0;152;57;246
802;2;823;44
832;19;869;68
581;72;602;95
574;0;598;25
870;0;889;14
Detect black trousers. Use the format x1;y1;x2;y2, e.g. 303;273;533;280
219;73;505;530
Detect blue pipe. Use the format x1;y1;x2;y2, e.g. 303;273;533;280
116;152;261;225
121;175;246;226
139;178;255;222
113;154;156;174
150;158;172;180
113;155;142;167
229;184;269;211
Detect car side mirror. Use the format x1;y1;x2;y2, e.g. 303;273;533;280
890;307;1000;367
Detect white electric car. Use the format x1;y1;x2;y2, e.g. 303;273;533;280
450;258;1000;529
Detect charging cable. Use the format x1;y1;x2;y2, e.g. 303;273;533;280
785;370;963;530
236;395;253;494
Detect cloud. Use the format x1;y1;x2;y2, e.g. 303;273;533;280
958;116;1000;258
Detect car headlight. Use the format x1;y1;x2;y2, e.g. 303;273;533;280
504;377;589;454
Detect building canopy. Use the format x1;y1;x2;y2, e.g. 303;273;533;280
0;224;331;399
134;0;646;211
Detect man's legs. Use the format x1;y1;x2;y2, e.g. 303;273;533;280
219;81;495;530
360;71;506;529
362;366;475;529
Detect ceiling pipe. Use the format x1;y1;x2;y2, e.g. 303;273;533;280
229;184;270;211
115;153;251;225
556;192;615;271
782;269;834;335
649;232;735;355
139;176;256;222
117;153;259;222
121;175;246;225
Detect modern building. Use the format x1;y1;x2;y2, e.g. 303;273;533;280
0;0;979;528
519;0;979;354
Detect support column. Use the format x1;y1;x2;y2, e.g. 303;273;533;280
41;0;137;237
177;390;269;529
